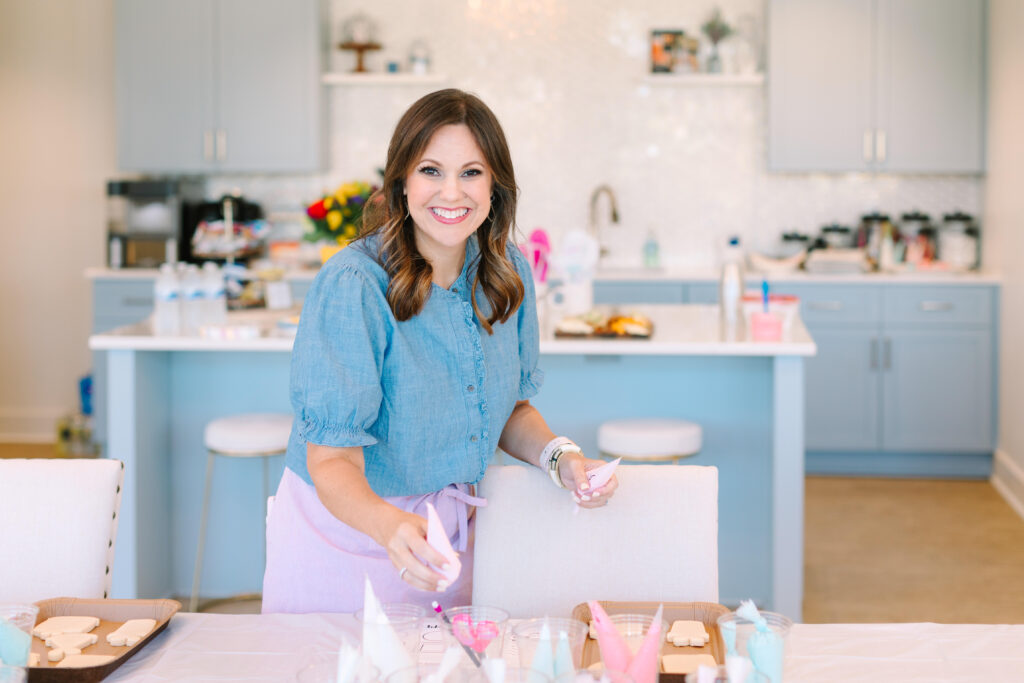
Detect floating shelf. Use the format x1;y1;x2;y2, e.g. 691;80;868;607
321;72;448;86
641;73;764;86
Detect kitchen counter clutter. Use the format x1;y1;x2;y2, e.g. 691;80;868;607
89;304;815;619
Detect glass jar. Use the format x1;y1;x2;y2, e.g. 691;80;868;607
938;211;980;271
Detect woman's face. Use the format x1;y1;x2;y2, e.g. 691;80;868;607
404;123;493;260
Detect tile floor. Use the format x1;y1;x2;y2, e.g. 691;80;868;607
5;443;1024;622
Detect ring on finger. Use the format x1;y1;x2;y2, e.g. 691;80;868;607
399;566;409;581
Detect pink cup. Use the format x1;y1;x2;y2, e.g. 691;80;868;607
750;312;783;341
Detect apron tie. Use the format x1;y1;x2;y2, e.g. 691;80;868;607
438;484;488;552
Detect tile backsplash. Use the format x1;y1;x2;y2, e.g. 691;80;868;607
209;0;983;269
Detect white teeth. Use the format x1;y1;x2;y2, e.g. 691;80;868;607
431;207;469;219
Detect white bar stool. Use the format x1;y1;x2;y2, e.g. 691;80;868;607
597;418;702;464
190;413;292;612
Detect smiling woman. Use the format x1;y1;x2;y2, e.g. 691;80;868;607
261;89;620;614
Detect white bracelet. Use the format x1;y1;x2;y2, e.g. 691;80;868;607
548;442;583;489
539;436;573;472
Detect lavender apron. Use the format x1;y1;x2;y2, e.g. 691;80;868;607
262;468;486;614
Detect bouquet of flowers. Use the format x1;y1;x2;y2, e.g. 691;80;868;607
304;181;377;244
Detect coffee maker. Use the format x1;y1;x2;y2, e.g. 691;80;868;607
106;179;204;268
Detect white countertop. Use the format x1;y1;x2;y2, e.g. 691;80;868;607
85;266;320;281
592;266;1002;284
89;305;815;356
85;266;1000;285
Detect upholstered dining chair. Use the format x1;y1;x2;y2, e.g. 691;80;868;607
472;464;718;618
0;458;124;603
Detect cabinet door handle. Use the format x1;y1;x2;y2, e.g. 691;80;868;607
876;129;887;163
807;300;843;311
883;338;892;371
863;130;874;162
203;130;214;161
215;129;227;161
919;300;953;312
870;338;879;370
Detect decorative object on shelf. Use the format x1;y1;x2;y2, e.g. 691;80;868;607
649;29;698;74
339;12;381;73
700;8;733;73
408;39;431;75
304;181;377;262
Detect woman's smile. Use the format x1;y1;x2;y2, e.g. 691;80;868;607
430;206;472;224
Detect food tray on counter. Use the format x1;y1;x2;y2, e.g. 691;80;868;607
553;313;654;340
29;598;180;683
570;600;729;679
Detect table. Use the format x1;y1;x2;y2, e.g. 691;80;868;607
106;613;1024;682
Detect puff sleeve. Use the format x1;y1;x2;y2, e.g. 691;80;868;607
289;263;390;448
510;244;545;400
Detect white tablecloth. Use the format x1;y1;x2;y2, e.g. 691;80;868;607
106;613;1024;682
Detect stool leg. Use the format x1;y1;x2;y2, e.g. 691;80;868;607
190;452;216;612
261;456;270;573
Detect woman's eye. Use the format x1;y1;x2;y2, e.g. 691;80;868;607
418;166;440;176
462;168;482;177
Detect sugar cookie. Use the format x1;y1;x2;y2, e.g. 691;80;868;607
661;654;717;675
666;620;710;647
33;616;100;639
55;654;116;668
106;618;157;646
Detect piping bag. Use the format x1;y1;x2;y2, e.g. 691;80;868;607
588;600;664;683
736;600;783;683
574;457;621;515
425;501;461;583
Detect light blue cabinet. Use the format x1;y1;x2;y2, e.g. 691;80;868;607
882;329;994;451
768;0;986;173
591;278;999;474
115;0;322;173
804;328;881;450
593;281;686;305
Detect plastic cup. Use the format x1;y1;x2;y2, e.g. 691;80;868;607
0;604;38;668
0;665;27;683
562;667;634;683
384;662;481;683
605;614;669;657
749;311;783;341
354;603;428;663
441;605;509;665
716;611;792;683
512;617;588;671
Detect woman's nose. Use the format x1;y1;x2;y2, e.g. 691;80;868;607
440;175;462;201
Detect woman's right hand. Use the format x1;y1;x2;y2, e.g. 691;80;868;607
375;505;453;592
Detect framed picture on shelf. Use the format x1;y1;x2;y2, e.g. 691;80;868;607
649;29;700;74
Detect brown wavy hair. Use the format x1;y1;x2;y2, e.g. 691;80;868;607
359;89;524;334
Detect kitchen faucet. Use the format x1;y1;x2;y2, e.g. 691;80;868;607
588;184;619;260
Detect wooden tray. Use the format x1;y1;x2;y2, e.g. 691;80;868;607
571;601;728;679
29;597;180;683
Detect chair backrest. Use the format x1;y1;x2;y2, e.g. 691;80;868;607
472;464;718;618
0;458;124;603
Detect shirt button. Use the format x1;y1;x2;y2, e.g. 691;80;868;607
467;385;475;392
470;435;479;443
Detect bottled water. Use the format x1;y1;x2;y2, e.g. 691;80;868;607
180;265;204;335
153;263;181;335
719;236;745;324
201;262;227;327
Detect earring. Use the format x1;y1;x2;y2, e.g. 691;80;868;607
487;195;496;223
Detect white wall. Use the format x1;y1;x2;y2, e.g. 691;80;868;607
0;0;116;441
212;0;982;269
985;0;1024;517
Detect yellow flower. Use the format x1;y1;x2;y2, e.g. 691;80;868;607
323;196;334;209
340;182;360;196
327;210;342;230
335;235;349;246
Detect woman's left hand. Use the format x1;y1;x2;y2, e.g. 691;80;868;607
557;452;618;508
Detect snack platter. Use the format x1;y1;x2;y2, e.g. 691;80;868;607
571;600;729;680
28;598;180;683
553;311;655;340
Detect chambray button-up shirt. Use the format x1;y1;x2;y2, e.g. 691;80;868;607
285;233;543;497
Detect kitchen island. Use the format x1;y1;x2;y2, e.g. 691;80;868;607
90;305;815;619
